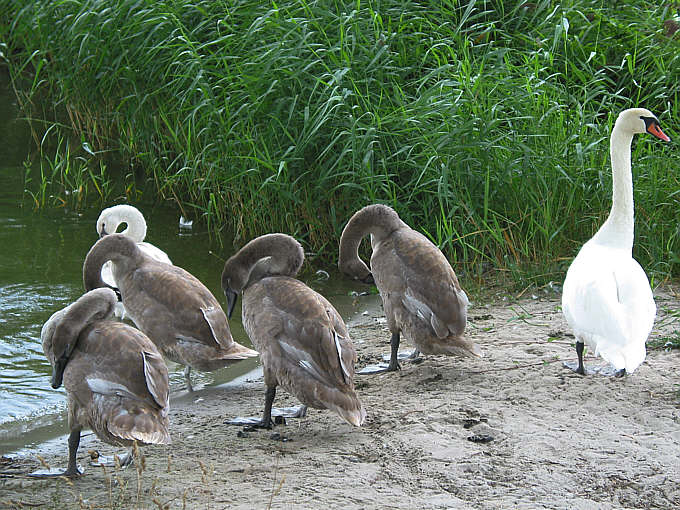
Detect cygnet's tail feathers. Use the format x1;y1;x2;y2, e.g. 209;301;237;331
219;341;259;360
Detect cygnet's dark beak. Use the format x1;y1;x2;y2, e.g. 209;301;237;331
51;354;69;389
225;288;239;319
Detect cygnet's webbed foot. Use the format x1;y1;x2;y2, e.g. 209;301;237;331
358;361;400;374
229;417;275;429
89;450;133;468
28;465;83;478
273;405;307;419
359;331;406;374
382;350;420;362
226;406;307;427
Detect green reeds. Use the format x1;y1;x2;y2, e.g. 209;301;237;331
22;125;114;210
2;0;679;284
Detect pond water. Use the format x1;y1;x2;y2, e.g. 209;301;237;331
0;71;369;456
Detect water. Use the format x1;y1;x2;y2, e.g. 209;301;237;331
0;71;369;455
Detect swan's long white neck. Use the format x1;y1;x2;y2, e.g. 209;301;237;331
120;213;147;242
592;123;634;251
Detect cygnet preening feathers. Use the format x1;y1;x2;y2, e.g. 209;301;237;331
339;204;481;373
222;233;366;428
36;288;170;477
83;234;257;391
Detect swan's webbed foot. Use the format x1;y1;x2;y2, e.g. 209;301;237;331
562;360;587;375
564;341;588;375
228;386;289;430
593;365;626;377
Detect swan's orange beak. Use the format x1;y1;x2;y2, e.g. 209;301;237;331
647;123;671;142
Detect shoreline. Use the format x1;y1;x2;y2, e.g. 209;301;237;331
2;291;680;509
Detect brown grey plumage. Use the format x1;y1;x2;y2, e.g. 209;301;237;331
222;233;366;428
82;234;257;390
39;288;170;477
338;204;481;372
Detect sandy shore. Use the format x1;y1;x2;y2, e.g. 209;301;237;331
1;288;680;510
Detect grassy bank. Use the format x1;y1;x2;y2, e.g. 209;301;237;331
1;0;679;285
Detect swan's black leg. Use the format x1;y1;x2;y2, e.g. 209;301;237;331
563;341;586;375
575;341;585;375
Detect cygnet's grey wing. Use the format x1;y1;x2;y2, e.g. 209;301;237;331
64;321;171;444
125;261;234;350
252;277;354;389
382;228;468;338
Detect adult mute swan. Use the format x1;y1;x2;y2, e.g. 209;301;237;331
83;234;258;391
222;234;366;429
33;288;170;478
97;205;172;318
339;204;482;374
562;108;670;376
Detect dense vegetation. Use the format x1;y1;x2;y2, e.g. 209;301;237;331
1;0;679;285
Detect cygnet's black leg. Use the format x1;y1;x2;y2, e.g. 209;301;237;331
64;428;82;477
386;332;402;372
29;428;83;478
258;385;276;429
184;365;194;392
358;332;403;374
563;341;586;375
225;385;277;428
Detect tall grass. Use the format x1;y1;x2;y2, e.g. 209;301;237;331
1;0;679;285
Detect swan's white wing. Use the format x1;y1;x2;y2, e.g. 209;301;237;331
138;242;172;265
562;243;655;372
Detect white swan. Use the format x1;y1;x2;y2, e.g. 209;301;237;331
96;205;172;317
562;108;670;376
